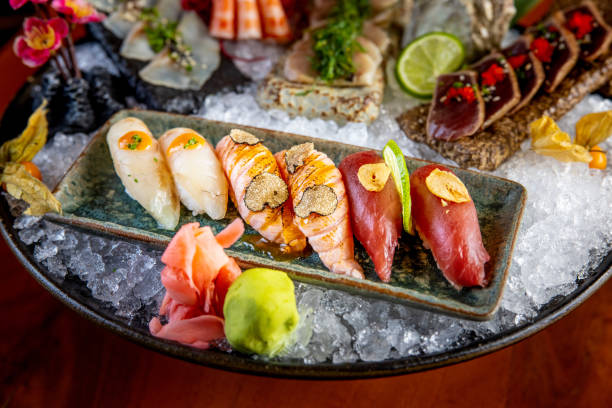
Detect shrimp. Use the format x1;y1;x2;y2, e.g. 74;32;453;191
210;0;235;39
237;0;262;39
275;144;364;279
216;130;307;252
258;0;291;42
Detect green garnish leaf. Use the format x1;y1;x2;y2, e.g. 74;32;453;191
310;0;371;82
452;81;464;88
184;137;198;148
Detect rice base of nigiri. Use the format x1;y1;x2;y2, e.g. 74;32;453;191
159;128;228;220
106;117;180;230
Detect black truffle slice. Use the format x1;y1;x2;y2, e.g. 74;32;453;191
529;18;579;92
294;185;338;218
229;129;260;145
426;71;485;142
472;53;521;129
244;172;289;212
559;1;612;62
502;36;545;114
285;142;314;174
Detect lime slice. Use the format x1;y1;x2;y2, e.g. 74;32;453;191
395;32;465;98
383;140;413;234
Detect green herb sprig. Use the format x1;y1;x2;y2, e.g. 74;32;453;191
310;0;371;82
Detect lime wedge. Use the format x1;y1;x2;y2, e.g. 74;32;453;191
383;140;413;234
395;32;465;98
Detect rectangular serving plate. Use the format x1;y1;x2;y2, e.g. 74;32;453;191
47;110;526;320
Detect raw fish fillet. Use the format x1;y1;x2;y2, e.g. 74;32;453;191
159;127;228;219
410;164;489;289
339;151;402;282
276;146;364;279
106;117;180;230
216;132;307;252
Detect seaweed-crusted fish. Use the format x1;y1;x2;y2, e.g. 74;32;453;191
471;53;520;129
502;36;545;114
427;70;485;141
276;143;364;279
410;164;489;289
216;130;307;252
159;128;228;220
106;117;180;230
339;151;402;282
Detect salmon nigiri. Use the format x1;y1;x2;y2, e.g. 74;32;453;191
216;129;306;252
410;164;490;289
107;117;180;230
276;143;364;279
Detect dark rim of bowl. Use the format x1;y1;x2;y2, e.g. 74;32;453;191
2;184;611;380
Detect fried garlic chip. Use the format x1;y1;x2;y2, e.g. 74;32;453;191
425;168;471;204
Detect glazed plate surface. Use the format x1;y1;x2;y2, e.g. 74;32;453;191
48;110;526;320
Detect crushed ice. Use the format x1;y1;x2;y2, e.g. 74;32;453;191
9;78;612;364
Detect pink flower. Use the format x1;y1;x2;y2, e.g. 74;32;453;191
51;0;105;24
13;17;69;68
9;0;47;11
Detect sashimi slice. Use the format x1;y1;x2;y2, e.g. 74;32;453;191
339;151;402;282
410;164;489;289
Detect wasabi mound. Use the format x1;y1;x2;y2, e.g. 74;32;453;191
223;268;299;356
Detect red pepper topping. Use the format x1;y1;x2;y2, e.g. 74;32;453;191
507;54;527;69
481;63;505;87
530;37;554;63
445;85;475;104
566;11;594;39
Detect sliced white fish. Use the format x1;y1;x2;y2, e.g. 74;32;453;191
362;21;390;54
119;0;183;61
283;38;378;86
107;117;180;230
139;12;220;90
159;128;228;220
103;0;157;39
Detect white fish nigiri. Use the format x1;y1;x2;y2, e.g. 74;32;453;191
159;128;228;220
107;117;180;230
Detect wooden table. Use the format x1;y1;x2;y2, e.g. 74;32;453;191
1;37;611;408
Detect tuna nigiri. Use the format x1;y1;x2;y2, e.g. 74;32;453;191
410;164;490;289
107;117;180;230
276;143;364;279
339;151;402;282
159;128;228;220
216;129;307;252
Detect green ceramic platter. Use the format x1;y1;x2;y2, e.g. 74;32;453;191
47;110;527;320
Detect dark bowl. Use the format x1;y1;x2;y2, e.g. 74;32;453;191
1;55;611;379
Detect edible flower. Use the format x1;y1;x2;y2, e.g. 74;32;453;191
481;63;505;87
566;11;594;39
445;84;475;104
51;0;105;24
13;17;68;68
507;54;527;70
9;0;47;10
530;37;554;63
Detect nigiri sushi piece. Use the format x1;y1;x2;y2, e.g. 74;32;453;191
216;129;307;252
339;151;402;282
159;128;228;220
276;143;364;279
107;117;180;230
410;164;489;289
